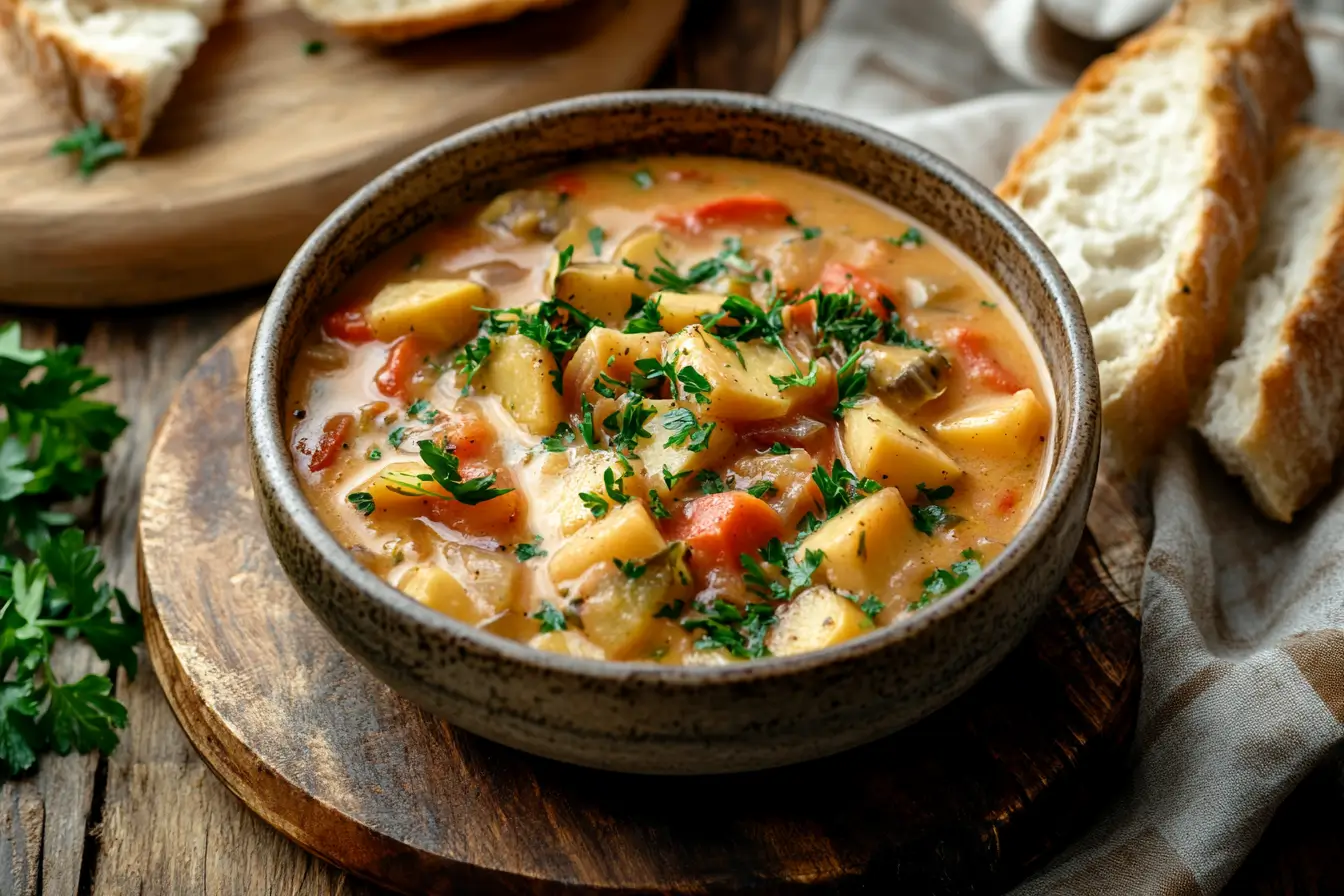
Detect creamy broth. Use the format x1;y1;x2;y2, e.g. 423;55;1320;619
286;156;1052;664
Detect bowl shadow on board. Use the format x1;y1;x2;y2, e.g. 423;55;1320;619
435;582;1138;889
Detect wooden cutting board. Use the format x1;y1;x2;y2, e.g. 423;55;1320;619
0;0;685;307
138;313;1147;895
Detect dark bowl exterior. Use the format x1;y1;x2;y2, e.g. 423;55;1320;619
247;90;1099;774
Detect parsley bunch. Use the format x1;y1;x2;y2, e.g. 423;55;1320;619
0;324;140;779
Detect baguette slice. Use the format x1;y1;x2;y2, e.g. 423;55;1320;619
297;0;574;43
997;0;1311;468
0;0;225;156
1195;127;1344;522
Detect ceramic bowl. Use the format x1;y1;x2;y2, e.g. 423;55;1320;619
247;90;1099;775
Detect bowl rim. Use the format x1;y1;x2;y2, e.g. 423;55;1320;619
248;88;1098;686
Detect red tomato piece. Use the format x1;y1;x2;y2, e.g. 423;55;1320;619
819;262;895;318
307;414;355;473
948;328;1023;393
548;172;587;197
664;493;785;578
658;194;793;234
322;307;374;343
375;336;430;400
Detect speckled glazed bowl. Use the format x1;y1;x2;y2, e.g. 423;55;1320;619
247;90;1099;775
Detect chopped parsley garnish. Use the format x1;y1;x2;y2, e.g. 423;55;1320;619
703;294;797;370
388;427;407;448
381;440;513;505
682;599;775;659
766;442;791;455
815;289;883;353
889;227;923;247
52;121;126;178
579;491;609;519
660;408;715;452
407;399;435;420
347;491;375;516
853;594;885;620
452;336;492;395
592;376;617;399
540;421;576;453
609;398;656;454
647;489;672;519
648;238;755;293
579;395;598;448
556;244;575;276
515;536;547;561
910;549;983;610
696;469;728;494
532;601;567;633
588;226;605;256
746;480;776;499
834;348;869;417
630;356;676;393
612;558;647;579
603;467;632;505
367;447;382;461
654;600;685;619
676;366;712;405
785;215;822;240
770;360;818;392
623;297;664;335
622;259;643;278
632;169;654;189
911;483;959;536
811;460;879;517
981;300;998;309
662;466;693;490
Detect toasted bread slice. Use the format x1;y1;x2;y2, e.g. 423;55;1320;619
297;0;574;43
1194;127;1344;522
997;0;1311;468
0;0;224;156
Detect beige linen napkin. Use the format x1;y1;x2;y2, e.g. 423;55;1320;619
775;2;1344;893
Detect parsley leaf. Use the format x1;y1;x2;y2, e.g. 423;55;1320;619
580;396;598;448
532;601;567;633
770;360;818;392
654;600;685;619
662;466;693;490
911;483;958;536
51;122;126;178
766;442;791;456
540;421;576;453
834;348;869;418
588;226;605;256
406;399;435;421
624;297;663;335
612;558;647;579
603;467;632;505
556;244;575;276
648;239;755;293
811;460;878;518
452;336;492;395
515;536;547;561
660;408;715;452
889;227;924;247
382;440;513;505
579;491;609;519
632;169;654;189
696;470;728;494
675;366;712;405
388;426;407;448
910;549;983;610
347;491;375;515
683;600;775;659
647;489;672;519
746;481;776;499
609;398;656;454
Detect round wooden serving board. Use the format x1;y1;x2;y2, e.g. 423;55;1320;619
139;315;1145;895
0;0;685;308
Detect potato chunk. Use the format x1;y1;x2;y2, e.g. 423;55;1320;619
579;544;694;658
367;280;486;346
479;334;564;434
549;501;667;584
768;587;870;657
665;325;795;421
529;630;607;659
650;291;725;333
552;263;655;327
552;451;639;536
796;487;919;595
636;400;737;499
933;389;1050;456
441;543;519;617
841;397;961;497
564;328;664;403
399;566;483;623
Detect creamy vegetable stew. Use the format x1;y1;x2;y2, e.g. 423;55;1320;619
287;156;1052;665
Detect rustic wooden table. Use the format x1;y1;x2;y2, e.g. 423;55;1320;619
1;2;1341;893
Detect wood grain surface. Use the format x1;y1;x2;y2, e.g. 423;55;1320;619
2;3;1342;894
0;0;685;308
141;314;1142;895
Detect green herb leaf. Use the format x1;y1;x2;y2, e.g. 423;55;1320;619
515;536;547;561
888;227;923;247
675;366;712;405
647;489;672;519
766;442;791;456
746;481;775;499
51;122;127;178
532;601;567;633
623;297;664;335
556;244;575;276
540;421;576;453
382;440;512;506
910;548;983;610
347;492;375;516
662;466;693;491
388;427;407;448
603;467;631;505
771;360;818;392
654;600;685;619
579;492;609;519
452;336;493;395
612;558;647;579
609;398;656;454
682;599;775;659
834;348;868;418
580;396;598;449
696;469;727;494
632;169;654;190
588;226;605;256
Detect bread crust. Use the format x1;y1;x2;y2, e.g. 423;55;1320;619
997;2;1311;470
303;0;577;43
0;0;150;154
1208;128;1344;521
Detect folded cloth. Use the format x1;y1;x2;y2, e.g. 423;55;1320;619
774;1;1344;893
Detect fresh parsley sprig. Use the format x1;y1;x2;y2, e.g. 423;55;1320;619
382;440;512;505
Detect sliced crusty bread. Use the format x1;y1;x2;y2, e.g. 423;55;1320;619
996;0;1312;468
297;0;574;43
1194;127;1344;522
0;0;225;156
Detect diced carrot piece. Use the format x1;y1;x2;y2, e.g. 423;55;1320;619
322;307;374;343
996;488;1020;515
783;298;817;330
375;336;430;400
435;410;495;460
664;492;785;578
658;194;793;234
307;414;355;473
819;262;894;318
548;172;587;197
425;463;522;534
948;328;1022;393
